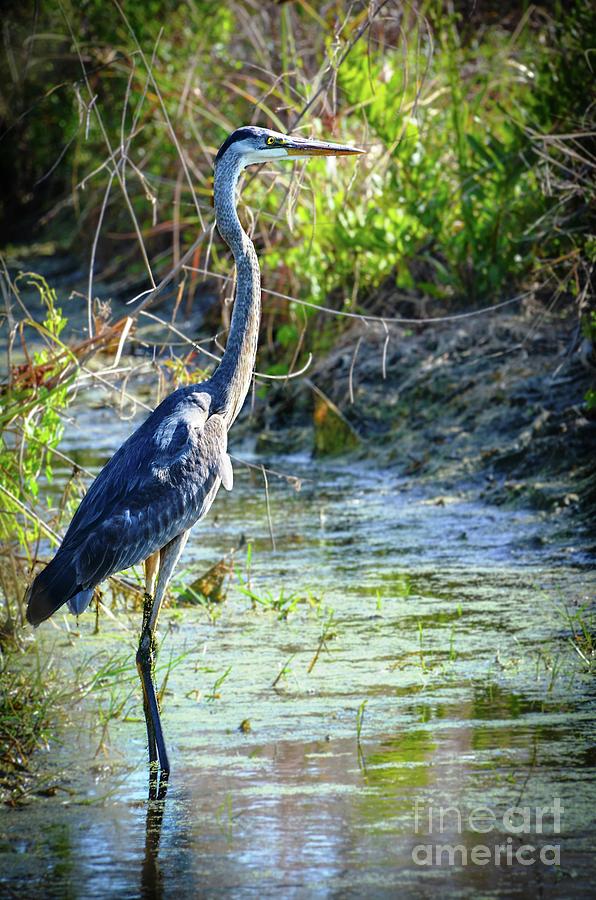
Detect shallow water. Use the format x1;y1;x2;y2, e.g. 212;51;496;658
1;410;595;898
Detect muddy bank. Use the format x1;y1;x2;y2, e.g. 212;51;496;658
255;306;596;522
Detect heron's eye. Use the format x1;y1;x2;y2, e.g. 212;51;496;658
266;137;276;145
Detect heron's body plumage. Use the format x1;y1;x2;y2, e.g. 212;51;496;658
26;386;232;625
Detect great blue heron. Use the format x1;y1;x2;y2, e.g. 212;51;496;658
25;125;363;775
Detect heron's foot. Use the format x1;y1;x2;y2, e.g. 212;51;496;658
148;767;169;802
148;760;160;789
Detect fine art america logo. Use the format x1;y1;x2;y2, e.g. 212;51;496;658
412;799;563;867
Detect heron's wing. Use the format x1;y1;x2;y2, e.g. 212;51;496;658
57;392;231;590
63;389;207;539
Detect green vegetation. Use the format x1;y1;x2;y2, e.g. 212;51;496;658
236;577;322;620
0;1;593;374
561;600;596;675
0;270;81;628
582;311;596;410
0;645;61;801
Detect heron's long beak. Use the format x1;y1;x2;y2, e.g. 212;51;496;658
285;137;365;158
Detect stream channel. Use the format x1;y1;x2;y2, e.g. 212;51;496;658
1;404;595;898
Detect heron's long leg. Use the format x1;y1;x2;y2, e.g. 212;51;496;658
145;551;160;598
138;551;160;768
136;532;190;774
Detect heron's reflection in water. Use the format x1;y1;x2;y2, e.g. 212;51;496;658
141;772;169;899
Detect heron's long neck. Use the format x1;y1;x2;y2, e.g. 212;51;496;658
208;159;261;427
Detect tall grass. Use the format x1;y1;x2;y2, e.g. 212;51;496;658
1;1;593;377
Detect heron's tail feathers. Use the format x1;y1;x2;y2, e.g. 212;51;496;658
25;555;81;626
67;588;94;616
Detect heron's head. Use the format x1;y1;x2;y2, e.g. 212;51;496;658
215;125;364;169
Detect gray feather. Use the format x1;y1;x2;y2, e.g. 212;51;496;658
27;386;233;623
